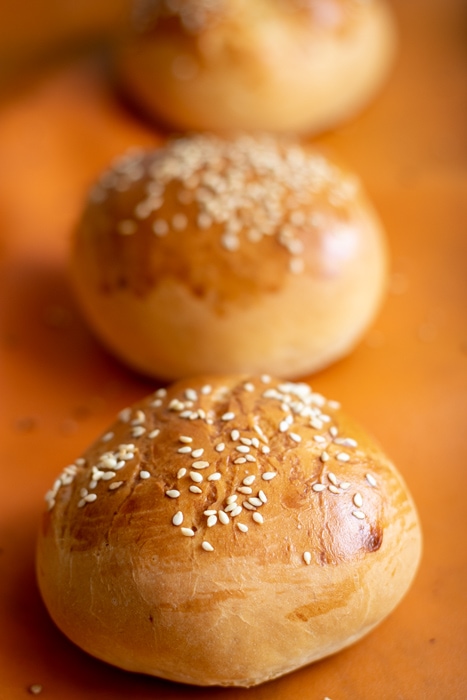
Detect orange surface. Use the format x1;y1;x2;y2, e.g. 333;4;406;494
1;1;466;698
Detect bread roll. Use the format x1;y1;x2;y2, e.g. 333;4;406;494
36;375;422;687
71;133;388;380
115;0;396;134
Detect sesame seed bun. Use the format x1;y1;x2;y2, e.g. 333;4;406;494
36;375;422;687
70;133;388;381
115;0;396;134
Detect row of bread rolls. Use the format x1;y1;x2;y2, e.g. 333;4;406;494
36;0;422;690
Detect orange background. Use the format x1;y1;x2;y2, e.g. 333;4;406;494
0;1;466;698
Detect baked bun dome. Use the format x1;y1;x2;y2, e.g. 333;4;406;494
36;375;422;687
71;133;388;380
115;0;397;134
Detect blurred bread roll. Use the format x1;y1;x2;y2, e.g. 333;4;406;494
36;375;422;687
115;0;397;133
71;133;388;380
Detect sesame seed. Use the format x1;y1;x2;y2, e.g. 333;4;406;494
279;419;289;432
243;382;255;392
185;388;198;401
155;388;167;397
172;511;184;526
329;426;338;437
215;443;225;452
191;448;204;458
310;418;324;430
366;473;377;487
328;484;340;494
303;551;312;565
328;472;338;485
153;219;169;236
353;492;364;508
352;510;365;520
237;523;249;533
289;432;301;443
243;502;256;511
312;483;326;492
221;412;235;421
101;432;114;443
320;451;329;462
234;457;247;464
108;481;124;490
189;471;203;483
202;541;214;552
251;437;260;448
231;429;240;441
148;429;160;439
236;445;250;453
201;384;212;395
231;506;243;517
178;446;192;454
261;375;271;383
243;475;256;486
179;435;193;443
177;468;187;478
28;684;43;695
192;460;209;469
132;409;146;425
334;437;358;448
314;435;326;443
207;472;221;481
262;472;277;481
198;212;212;229
181;528;195;537
261;445;270;454
131;426;146;438
336;452;350;462
252;512;264;524
150;398;162;407
166;489;181;498
207;515;217;527
226;495;238;504
258;490;267;503
218;511;230;525
237;486;252;495
204;509;217;516
340;481;351;490
100;471;116;481
189;485;202;494
248;497;263;507
117;219;137;235
221;233;239;251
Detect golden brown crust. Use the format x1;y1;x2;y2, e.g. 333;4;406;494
116;0;397;133
71;134;388;380
37;375;422;687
